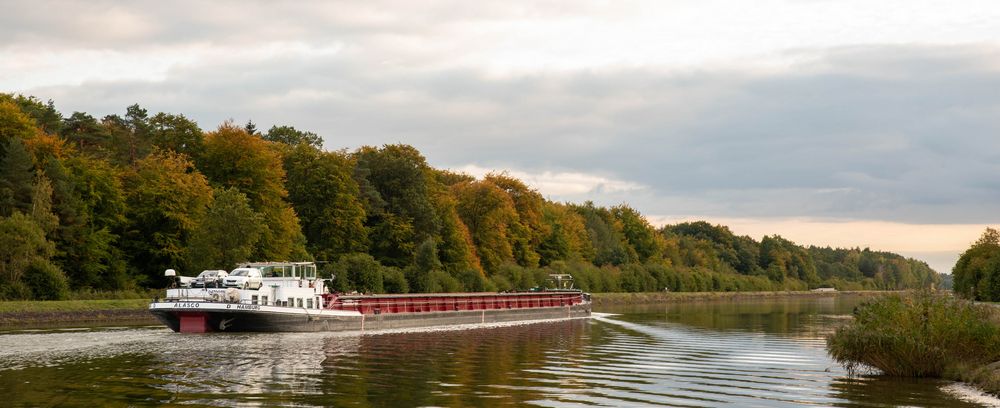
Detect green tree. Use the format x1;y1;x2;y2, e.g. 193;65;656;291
573;202;635;266
29;171;58;235
333;253;385;294
283;144;367;260
149;112;204;161
0;213;55;299
22;259;69;300
611;204;662;262
102;104;153;166
186;188;264;272
45;156;128;290
407;237;443;292
265;125;323;148
354;144;441;267
61;112;111;153
0;138;35;216
954;228;1000;300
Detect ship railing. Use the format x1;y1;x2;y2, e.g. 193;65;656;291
162;288;321;308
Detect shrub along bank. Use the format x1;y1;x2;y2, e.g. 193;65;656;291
827;291;1000;394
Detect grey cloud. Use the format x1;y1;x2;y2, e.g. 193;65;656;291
21;44;1000;224
0;1;607;51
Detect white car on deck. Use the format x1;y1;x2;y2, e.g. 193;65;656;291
224;267;264;290
191;269;228;288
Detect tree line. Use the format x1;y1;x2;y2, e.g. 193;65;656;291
953;227;1000;301
0;94;942;300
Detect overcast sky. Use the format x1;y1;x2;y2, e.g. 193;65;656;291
4;0;1000;273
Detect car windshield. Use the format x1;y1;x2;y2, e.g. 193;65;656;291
198;271;218;278
231;270;249;277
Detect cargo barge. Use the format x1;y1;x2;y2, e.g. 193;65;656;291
149;262;591;333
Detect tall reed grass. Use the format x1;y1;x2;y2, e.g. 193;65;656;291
827;291;1000;385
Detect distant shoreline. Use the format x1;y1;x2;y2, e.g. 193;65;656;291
589;290;891;306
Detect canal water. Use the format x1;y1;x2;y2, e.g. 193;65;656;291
0;295;996;407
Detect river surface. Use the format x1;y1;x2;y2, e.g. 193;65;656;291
1;295;997;407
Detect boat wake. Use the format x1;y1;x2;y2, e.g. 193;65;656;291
942;383;1000;407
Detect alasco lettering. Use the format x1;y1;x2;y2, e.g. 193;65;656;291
174;302;201;308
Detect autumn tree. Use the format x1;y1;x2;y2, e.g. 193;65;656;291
538;202;592;265
432;191;483;275
199;122;307;261
486;173;543;267
451;180;518;273
0;94;62;134
121;150;213;284
0;100;36;160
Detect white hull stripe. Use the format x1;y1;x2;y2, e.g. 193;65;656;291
149;302;362;317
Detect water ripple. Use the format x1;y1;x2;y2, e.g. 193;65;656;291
0;299;995;407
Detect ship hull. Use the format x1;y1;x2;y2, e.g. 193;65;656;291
149;301;591;333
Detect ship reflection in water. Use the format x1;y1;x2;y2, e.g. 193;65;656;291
0;296;995;407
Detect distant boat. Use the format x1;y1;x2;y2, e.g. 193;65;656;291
149;262;592;333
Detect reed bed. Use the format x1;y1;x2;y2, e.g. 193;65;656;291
827;291;1000;394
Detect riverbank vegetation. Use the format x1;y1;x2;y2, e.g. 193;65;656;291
590;290;881;306
953;227;1000;301
827;291;1000;394
0;94;941;300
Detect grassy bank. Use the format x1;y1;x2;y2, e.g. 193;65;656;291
0;298;150;314
0;298;153;326
827;291;1000;395
590;290;884;306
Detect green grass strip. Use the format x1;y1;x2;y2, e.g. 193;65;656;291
0;298;150;314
